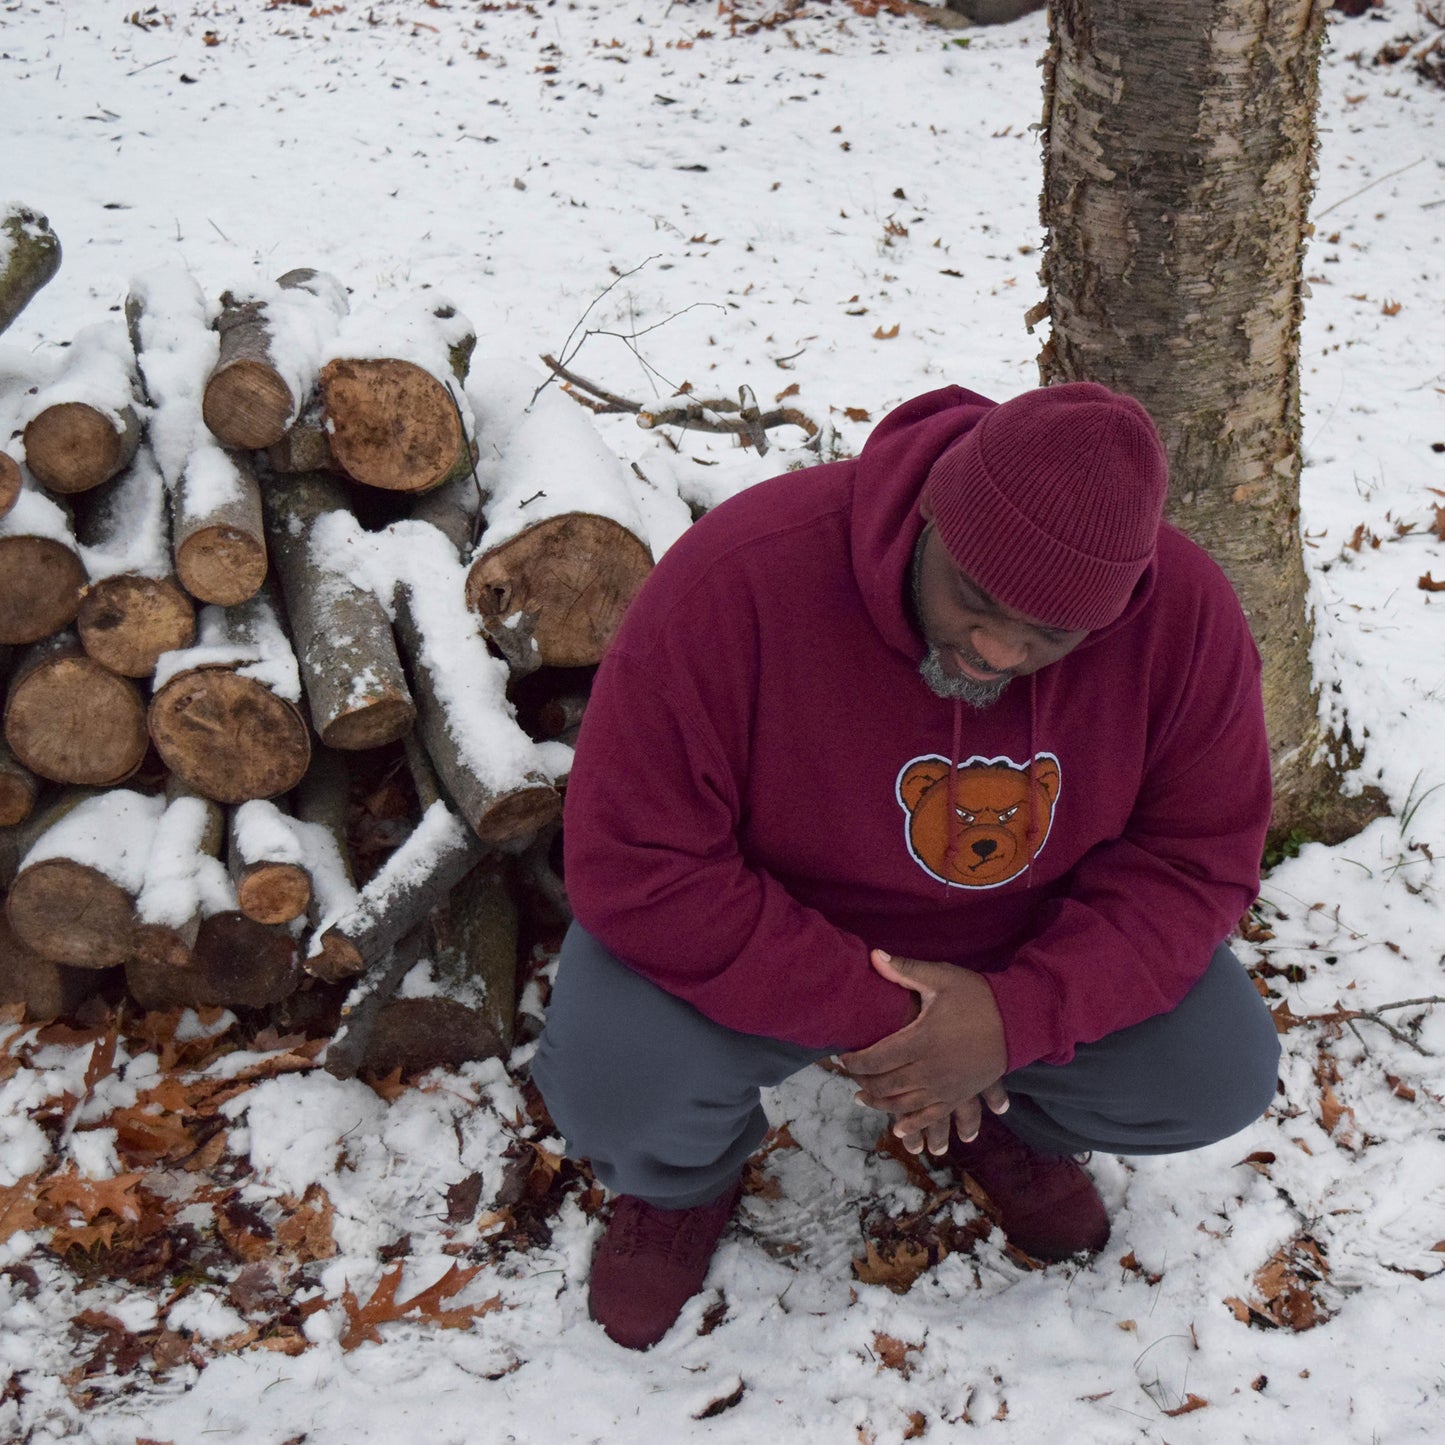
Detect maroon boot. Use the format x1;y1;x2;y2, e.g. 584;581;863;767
947;1112;1110;1262
588;1179;743;1350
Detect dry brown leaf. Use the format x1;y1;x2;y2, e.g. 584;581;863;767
844;406;871;422
775;383;801;401
902;1411;928;1440
872;323;900;340
1163;1394;1209;1417
853;1237;932;1294
340;1262;502;1349
0;1177;43;1243
1420;573;1445;593
1319;1081;1357;1140
1381;299;1402;316
276;1184;337;1262
40;1171;146;1225
693;1378;746;1420
873;1331;924;1377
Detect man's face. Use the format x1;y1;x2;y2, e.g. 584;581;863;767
910;505;1088;707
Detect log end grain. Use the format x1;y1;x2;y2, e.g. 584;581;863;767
174;526;269;607
131;920;195;971
7;858;137;967
319;695;417;752
4;653;148;786
22;403;128;495
465;514;654;668
473;783;562;849
0;759;39;827
77;574;197;678
0;536;86;645
202;359;296;450
0;914;105;1021
320;358;465;493
192;911;301;1007
236;861;313;926
149;667;312;804
307;929;364;984
0;452;21;520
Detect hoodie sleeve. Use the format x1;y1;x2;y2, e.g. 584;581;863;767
562;642;916;1053
981;616;1272;1072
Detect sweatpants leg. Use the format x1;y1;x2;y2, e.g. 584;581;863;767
1000;942;1281;1156
532;923;828;1208
532;926;1280;1205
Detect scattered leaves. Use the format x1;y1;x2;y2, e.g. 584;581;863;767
873;1332;924;1378
693;1377;746;1419
1162;1394;1209;1417
1226;1234;1337;1331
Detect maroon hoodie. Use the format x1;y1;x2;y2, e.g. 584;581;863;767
562;386;1271;1069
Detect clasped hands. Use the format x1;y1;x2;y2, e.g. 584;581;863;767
838;950;1010;1156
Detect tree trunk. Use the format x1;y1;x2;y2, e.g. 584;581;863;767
1037;0;1385;844
261;470;417;749
4;633;149;786
0;206;61;337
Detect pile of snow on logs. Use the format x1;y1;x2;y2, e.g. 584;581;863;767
0;202;707;1076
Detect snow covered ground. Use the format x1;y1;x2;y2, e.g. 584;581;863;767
2;1;1444;1441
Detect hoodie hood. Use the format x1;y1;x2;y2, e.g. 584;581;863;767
847;385;1159;663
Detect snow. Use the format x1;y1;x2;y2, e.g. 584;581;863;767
74;442;170;580
16;320;137;430
153;592;302;702
1;1;1444;1442
19;789;164;892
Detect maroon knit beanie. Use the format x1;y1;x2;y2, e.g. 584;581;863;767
924;382;1169;632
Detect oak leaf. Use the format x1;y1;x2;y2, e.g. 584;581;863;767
339;1262;502;1349
1419;573;1445;593
276;1184;337;1262
853;1237;932;1294
0;1177;43;1243
872;323;900;340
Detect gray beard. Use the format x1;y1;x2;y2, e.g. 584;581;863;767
910;529;1011;708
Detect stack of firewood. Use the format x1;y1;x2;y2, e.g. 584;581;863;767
1;204;670;1075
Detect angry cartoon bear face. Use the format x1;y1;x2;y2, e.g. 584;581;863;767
896;753;1061;889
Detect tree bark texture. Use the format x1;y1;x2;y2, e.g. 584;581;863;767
1038;0;1384;843
261;471;417;749
0;913;102;1021
0;206;61;338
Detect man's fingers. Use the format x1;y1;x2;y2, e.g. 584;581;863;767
856;1084;933;1116
952;1097;983;1143
981;1081;1010;1115
891;1100;951;1141
923;1117;952;1156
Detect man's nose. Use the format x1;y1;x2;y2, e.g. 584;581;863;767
971;626;1028;671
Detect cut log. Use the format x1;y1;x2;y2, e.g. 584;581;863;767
202;268;349;449
1;788;98;892
0;452;21;520
23;401;141;495
261;470;416;749
172;448;269;607
307;801;484;983
0;913;105;1022
319;358;471;494
131;788;227;970
319;296;476;494
126;271;268;606
74;444;196;677
0;736;40;827
4;633;149;786
363;998;504;1077
0;491;87;646
5;789;163;966
77;574;196;679
0;205;62;338
462;385;653;667
148;591;311;804
126;912;300;1011
21;322;143;495
229;799;314;926
409;474;481;558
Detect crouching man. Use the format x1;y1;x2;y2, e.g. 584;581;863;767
533;383;1280;1350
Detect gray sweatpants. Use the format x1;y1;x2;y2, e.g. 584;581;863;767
532;924;1281;1209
